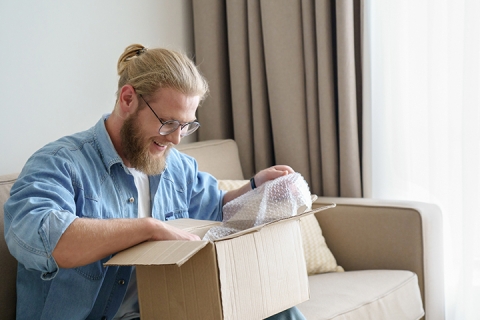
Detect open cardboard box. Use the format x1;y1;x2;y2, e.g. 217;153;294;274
105;200;335;320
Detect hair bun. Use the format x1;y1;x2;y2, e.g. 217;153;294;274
135;48;147;55
117;44;147;76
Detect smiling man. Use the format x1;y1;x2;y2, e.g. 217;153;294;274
3;44;305;319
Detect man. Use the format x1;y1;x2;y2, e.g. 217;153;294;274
4;44;305;319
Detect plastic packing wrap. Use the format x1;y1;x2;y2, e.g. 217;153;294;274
203;172;312;241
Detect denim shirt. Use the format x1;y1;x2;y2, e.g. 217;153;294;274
3;115;225;320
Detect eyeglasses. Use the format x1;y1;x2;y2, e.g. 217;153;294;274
139;94;200;137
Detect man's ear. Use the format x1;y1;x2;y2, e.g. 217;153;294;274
118;85;138;116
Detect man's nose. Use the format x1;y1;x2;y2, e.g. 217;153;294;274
164;127;182;145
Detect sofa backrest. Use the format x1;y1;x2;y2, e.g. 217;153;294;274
1;173;19;320
175;139;244;180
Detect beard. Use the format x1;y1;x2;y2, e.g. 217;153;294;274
120;111;170;176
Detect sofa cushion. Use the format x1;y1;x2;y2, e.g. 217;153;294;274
296;270;424;320
218;179;342;275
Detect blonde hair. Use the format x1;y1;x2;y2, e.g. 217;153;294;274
116;44;209;100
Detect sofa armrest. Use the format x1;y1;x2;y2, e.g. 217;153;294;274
314;197;445;320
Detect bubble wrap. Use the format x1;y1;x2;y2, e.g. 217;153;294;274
203;172;312;241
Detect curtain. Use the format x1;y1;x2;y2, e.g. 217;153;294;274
367;0;480;318
192;0;363;197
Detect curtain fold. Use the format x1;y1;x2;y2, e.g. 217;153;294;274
192;0;232;139
193;0;362;197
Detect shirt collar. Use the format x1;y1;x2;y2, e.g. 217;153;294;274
93;114;125;174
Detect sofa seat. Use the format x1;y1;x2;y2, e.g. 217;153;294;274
297;270;424;320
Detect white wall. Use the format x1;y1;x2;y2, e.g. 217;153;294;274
0;0;194;175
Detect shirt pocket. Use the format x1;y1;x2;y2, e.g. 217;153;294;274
79;189;126;219
165;209;189;221
157;176;189;221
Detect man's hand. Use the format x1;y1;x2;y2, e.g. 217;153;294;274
148;219;201;241
222;165;295;205
252;165;294;187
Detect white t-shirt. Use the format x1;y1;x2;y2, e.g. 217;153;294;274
113;168;150;319
128;167;151;218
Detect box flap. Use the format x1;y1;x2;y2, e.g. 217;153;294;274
165;218;221;231
104;240;209;267
214;201;335;241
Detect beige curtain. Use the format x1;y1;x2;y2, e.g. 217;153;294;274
193;0;362;197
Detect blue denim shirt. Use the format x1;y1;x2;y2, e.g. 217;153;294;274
3;115;225;320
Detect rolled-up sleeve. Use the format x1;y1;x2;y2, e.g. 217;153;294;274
4;156;79;279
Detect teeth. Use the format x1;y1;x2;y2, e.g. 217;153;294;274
154;141;172;148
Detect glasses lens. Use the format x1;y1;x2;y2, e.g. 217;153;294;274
159;121;200;137
159;121;180;136
180;122;200;137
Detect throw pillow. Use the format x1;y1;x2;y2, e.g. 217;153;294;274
299;214;344;275
217;179;343;275
217;180;250;191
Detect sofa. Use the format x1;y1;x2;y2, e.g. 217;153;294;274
1;139;445;319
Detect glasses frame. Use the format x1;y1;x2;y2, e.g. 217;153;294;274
139;94;200;137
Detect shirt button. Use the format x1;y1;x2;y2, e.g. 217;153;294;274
118;279;125;285
128;197;134;203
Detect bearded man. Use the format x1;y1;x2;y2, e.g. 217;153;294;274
3;44;305;320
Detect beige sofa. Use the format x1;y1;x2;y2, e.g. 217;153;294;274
1;139;445;319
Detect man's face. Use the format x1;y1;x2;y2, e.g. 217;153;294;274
120;87;200;175
120;109;169;175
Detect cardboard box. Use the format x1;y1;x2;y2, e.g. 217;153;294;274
105;203;335;320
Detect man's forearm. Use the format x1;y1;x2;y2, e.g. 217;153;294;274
52;217;200;269
223;182;252;205
52;217;154;269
